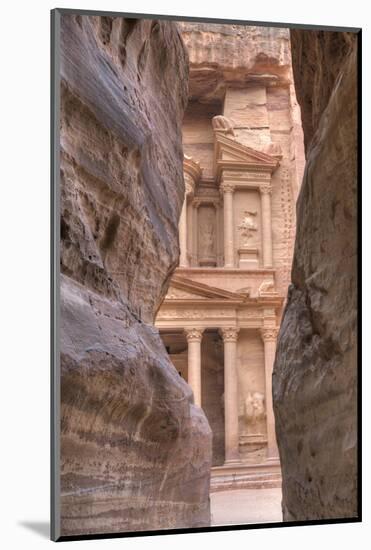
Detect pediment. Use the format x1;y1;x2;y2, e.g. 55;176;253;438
214;134;279;179
165;276;247;303
166;287;208;300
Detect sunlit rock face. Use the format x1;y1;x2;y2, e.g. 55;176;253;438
59;14;212;536
273;30;358;521
180;22;292;102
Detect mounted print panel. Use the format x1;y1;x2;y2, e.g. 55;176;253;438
51;8;360;541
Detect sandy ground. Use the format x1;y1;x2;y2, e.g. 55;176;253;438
210;488;283;526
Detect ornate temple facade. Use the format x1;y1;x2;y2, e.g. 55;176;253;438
155;23;305;490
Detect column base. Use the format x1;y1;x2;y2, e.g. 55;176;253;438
238;247;259;269
199;257;217;267
224;457;241;466
266;454;280;464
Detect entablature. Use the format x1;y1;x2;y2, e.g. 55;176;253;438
156;274;284;329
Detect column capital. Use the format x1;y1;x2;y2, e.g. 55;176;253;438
259;184;273;195
220;327;240;342
184;328;204;343
260;327;279;342
220;182;235;194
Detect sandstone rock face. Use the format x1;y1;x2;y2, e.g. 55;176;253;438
273;31;358;521
290;31;357;151
59;14;212;536
180;23;292;102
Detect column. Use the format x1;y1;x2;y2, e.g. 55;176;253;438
193;201;200;267
184;328;204;407
221;182;235;268
179;196;188;267
213;200;221;267
187;199;193;266
260;327;279;460
260;184;273;268
220;327;240;463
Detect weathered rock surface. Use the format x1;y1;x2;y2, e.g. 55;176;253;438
179;22;292;102
59;14;212;536
290;31;357;151
273;30;358;521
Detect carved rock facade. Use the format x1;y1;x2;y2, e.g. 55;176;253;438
157;24;305;490
273;30;358;520
59;14;212;536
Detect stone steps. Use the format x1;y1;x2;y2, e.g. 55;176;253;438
210;460;282;492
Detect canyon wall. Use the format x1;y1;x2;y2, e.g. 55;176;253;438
59;14;212;537
273;30;358;520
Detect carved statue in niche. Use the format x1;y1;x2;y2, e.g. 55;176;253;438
237;210;258;246
239;391;267;461
242;391;266;435
198;206;216;265
203;225;214;256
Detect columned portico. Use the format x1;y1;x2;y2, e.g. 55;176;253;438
220;327;240;463
157;124;285;490
184;328;204;407
260;327;279;459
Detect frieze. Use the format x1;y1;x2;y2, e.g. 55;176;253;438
223;171;271;180
157;308;237;320
222;170;271;180
238;309;261;318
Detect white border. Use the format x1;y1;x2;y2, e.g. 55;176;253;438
1;1;368;548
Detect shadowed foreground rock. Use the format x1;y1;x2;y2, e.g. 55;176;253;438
273;30;358;521
59;14;212;536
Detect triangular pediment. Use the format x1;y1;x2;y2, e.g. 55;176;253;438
165;276;247;303
166;286;208;300
214;134;279;179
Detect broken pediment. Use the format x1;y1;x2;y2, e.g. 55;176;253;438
183;155;202;183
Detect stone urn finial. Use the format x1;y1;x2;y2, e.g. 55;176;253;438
212;115;235;137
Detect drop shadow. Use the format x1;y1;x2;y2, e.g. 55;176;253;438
18;521;50;539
